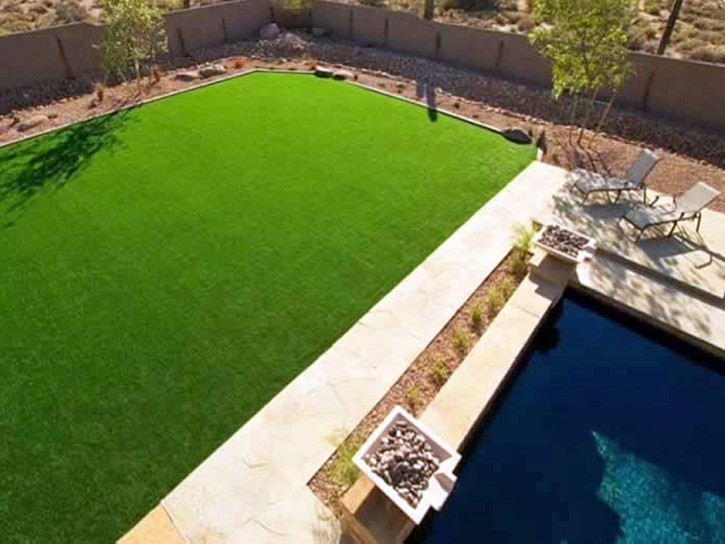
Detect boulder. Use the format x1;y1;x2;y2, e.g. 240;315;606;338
501;127;533;144
259;23;281;40
311;27;331;38
199;64;226;78
175;70;200;81
315;66;334;78
17;114;47;132
333;69;354;81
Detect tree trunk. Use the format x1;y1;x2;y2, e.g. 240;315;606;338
658;0;684;55
589;91;618;148
567;93;580;145
423;0;434;20
577;89;598;146
183;0;191;8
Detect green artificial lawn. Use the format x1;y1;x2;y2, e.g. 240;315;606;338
0;73;535;543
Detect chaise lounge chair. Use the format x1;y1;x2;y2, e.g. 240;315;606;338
619;181;721;241
570;149;660;204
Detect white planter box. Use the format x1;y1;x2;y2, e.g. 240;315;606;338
353;406;461;524
534;225;597;264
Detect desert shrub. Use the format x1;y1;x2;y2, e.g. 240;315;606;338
644;0;661;15
331;441;361;487
689;44;725;63
55;0;87;24
499;276;516;298
470;305;483;331
517;14;536;31
676;37;708;54
429;355;450;385
93;81;105;103
453;328;469;355
406;385;420;411
485;285;506;315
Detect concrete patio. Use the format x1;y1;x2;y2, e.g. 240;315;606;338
548;181;725;299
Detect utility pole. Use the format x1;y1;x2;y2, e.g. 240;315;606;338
657;0;685;55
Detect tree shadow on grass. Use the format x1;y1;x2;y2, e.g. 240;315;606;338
0;110;132;226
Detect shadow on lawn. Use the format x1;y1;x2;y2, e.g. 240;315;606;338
0;110;131;225
416;80;438;122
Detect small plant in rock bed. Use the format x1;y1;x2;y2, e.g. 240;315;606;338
499;276;516;298
149;64;161;86
429;355;450;385
233;57;246;69
331;441;361;487
93;82;106;105
470;305;483;332
485;285;506;316
453;328;469;356
406;384;421;412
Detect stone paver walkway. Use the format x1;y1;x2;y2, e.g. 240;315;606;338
147;161;568;543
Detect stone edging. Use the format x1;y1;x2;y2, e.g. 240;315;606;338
0;66;522;153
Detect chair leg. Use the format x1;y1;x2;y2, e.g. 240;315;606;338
696;213;702;232
667;221;678;237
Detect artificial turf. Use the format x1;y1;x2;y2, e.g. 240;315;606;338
0;72;535;543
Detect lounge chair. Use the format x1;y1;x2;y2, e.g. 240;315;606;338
570;149;660;204
619;181;721;240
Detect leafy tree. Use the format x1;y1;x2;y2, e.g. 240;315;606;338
529;0;634;144
99;0;168;83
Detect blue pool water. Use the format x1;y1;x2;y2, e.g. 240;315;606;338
409;290;725;544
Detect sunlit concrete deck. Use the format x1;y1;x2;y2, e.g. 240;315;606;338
548;184;725;299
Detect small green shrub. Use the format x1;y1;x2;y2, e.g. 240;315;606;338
55;0;87;24
430;355;449;385
470;305;483;331
485;286;506;315
332;441;361;487
499;276;516;298
406;384;420;410
512;221;537;253
453;328;469;355
644;0;661;16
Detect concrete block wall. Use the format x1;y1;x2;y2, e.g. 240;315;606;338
0;0;270;91
0;23;104;90
311;0;725;131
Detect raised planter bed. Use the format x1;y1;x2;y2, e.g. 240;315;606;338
353;406;461;524
534;224;596;264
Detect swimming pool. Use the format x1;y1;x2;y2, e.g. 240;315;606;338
409;290;725;544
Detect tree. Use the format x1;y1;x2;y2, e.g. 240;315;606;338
529;0;634;144
99;0;167;84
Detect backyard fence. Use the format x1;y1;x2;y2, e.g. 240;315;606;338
310;0;725;132
0;0;723;131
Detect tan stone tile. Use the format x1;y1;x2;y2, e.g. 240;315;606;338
117;506;183;544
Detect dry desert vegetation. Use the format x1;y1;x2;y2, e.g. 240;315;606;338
1;0;724;64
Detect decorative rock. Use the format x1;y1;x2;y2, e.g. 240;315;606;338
501;126;533;144
364;424;441;507
199;64;226;78
259;23;281;40
175;70;200;81
315;66;334;78
332;69;354;80
311;27;331;38
17;114;47;132
47;112;58;119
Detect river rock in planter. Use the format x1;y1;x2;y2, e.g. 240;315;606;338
315;66;334;78
175;70;200;81
259;23;281;40
333;69;354;80
199;64;226;78
17;114;48;132
502;127;533;144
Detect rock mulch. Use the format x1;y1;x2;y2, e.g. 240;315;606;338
308;250;528;516
537;225;589;258
365;421;441;508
